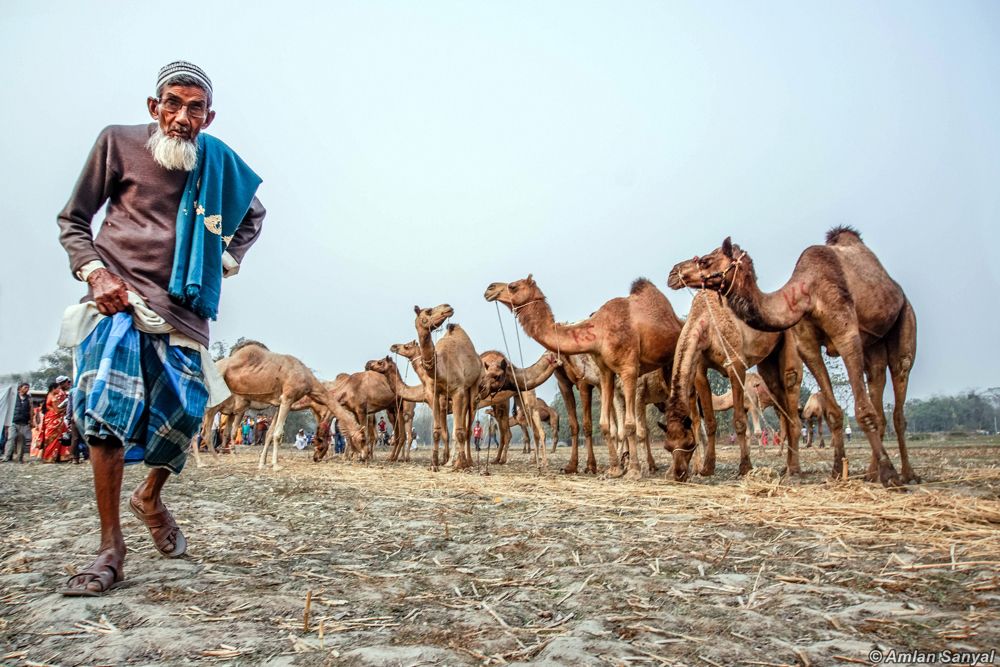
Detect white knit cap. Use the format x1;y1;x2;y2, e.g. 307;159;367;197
156;61;213;97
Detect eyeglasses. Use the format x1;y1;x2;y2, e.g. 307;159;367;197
157;97;209;119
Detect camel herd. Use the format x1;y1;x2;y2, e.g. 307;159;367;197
198;226;918;488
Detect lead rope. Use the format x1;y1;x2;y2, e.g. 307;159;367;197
680;267;797;457
494;302;537;472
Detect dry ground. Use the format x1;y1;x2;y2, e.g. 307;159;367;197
1;438;999;666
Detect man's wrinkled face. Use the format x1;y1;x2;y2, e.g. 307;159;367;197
147;84;215;141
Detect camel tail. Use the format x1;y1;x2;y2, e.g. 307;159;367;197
630;277;653;295
825;225;863;245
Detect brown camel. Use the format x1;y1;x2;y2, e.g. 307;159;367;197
310;370;407;462
214;341;363;470
377;345;561;467
486;275;683;480
195;394;276;467
509;395;559;454
412;305;483;471
800;390;829;448
660;289;802;481
668;227;918;486
711;372;779;437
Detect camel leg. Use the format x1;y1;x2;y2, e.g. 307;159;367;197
619;369;642;481
611;388;625;468
579;384;597;474
834;331;900;487
887;301;919;483
451;390;469;470
499;411;512;464
693;369;717;476
638;408;656;474
863;345;889;482
758;353;801;477
748;408;761;437
598;370;622;477
550;411;560;454
728;368;752;477
796;330;846;479
270;399;292;470
527;398;548;469
557;373;580;473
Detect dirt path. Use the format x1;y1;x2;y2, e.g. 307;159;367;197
2;442;998;666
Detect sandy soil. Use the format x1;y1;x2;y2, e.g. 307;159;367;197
1;439;998;666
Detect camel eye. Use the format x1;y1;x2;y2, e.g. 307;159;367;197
510;285;518;292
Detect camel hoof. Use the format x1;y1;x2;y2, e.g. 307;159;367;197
737;462;753;477
607;466;624;479
563;465;579;475
624;468;642;481
698;462;716;477
586;464;598;475
879;461;902;488
903;472;922;484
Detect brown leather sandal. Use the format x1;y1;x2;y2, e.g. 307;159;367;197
59;562;123;597
128;496;187;557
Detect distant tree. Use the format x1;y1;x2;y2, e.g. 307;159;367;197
31;347;73;389
210;340;229;361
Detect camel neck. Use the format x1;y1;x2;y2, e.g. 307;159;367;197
384;361;426;403
512;353;558;390
725;264;811;333
416;327;436;371
514;299;598;355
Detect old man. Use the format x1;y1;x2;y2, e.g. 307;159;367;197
57;61;265;595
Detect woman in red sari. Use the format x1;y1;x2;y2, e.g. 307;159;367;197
41;377;72;463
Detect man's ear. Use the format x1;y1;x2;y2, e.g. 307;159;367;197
202;109;216;129
147;97;159;120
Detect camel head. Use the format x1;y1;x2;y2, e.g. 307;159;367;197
483;274;543;311
668;237;752;294
413;304;453;333
662;414;696;482
313;417;332;462
365;355;394;376
390;340;420;360
478;350;510;398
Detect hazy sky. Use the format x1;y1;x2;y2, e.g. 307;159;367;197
1;1;998;404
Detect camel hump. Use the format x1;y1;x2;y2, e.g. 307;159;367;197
825;225;863;245
630;277;653;294
230;339;269;355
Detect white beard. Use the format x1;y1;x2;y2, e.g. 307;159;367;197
146;128;198;171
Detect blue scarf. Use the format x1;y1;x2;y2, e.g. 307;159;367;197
168;133;262;320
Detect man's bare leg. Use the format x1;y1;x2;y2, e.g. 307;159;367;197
130;467;183;555
62;439;125;594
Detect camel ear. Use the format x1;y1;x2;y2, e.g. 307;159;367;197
500;359;508;371
385;355;391;362
722;237;733;258
526;273;534;284
413;305;421;314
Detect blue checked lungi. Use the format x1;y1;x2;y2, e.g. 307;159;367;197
71;312;209;474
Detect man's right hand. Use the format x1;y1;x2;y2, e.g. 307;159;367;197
87;268;131;316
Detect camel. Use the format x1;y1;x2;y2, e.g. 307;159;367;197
509;395;559;453
801;391;828;448
412;305;483;471
711;372;780;437
213;341;364;469
659;289;802;481
311;370;409;463
668;227;918;486
486;275;682;480
194;394;275;467
374;345;561;467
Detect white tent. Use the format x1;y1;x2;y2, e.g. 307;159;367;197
0;384;14;428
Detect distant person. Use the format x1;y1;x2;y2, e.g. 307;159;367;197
845;424;852;442
473;420;483;451
488;421;499;447
41;377;72;463
255;415;269;446
377;416;388;446
242;417;253;446
333;419;346;454
761;429;770;447
4;382;33;463
294;429;308;450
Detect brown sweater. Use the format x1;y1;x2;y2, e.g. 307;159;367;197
58;123;265;346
